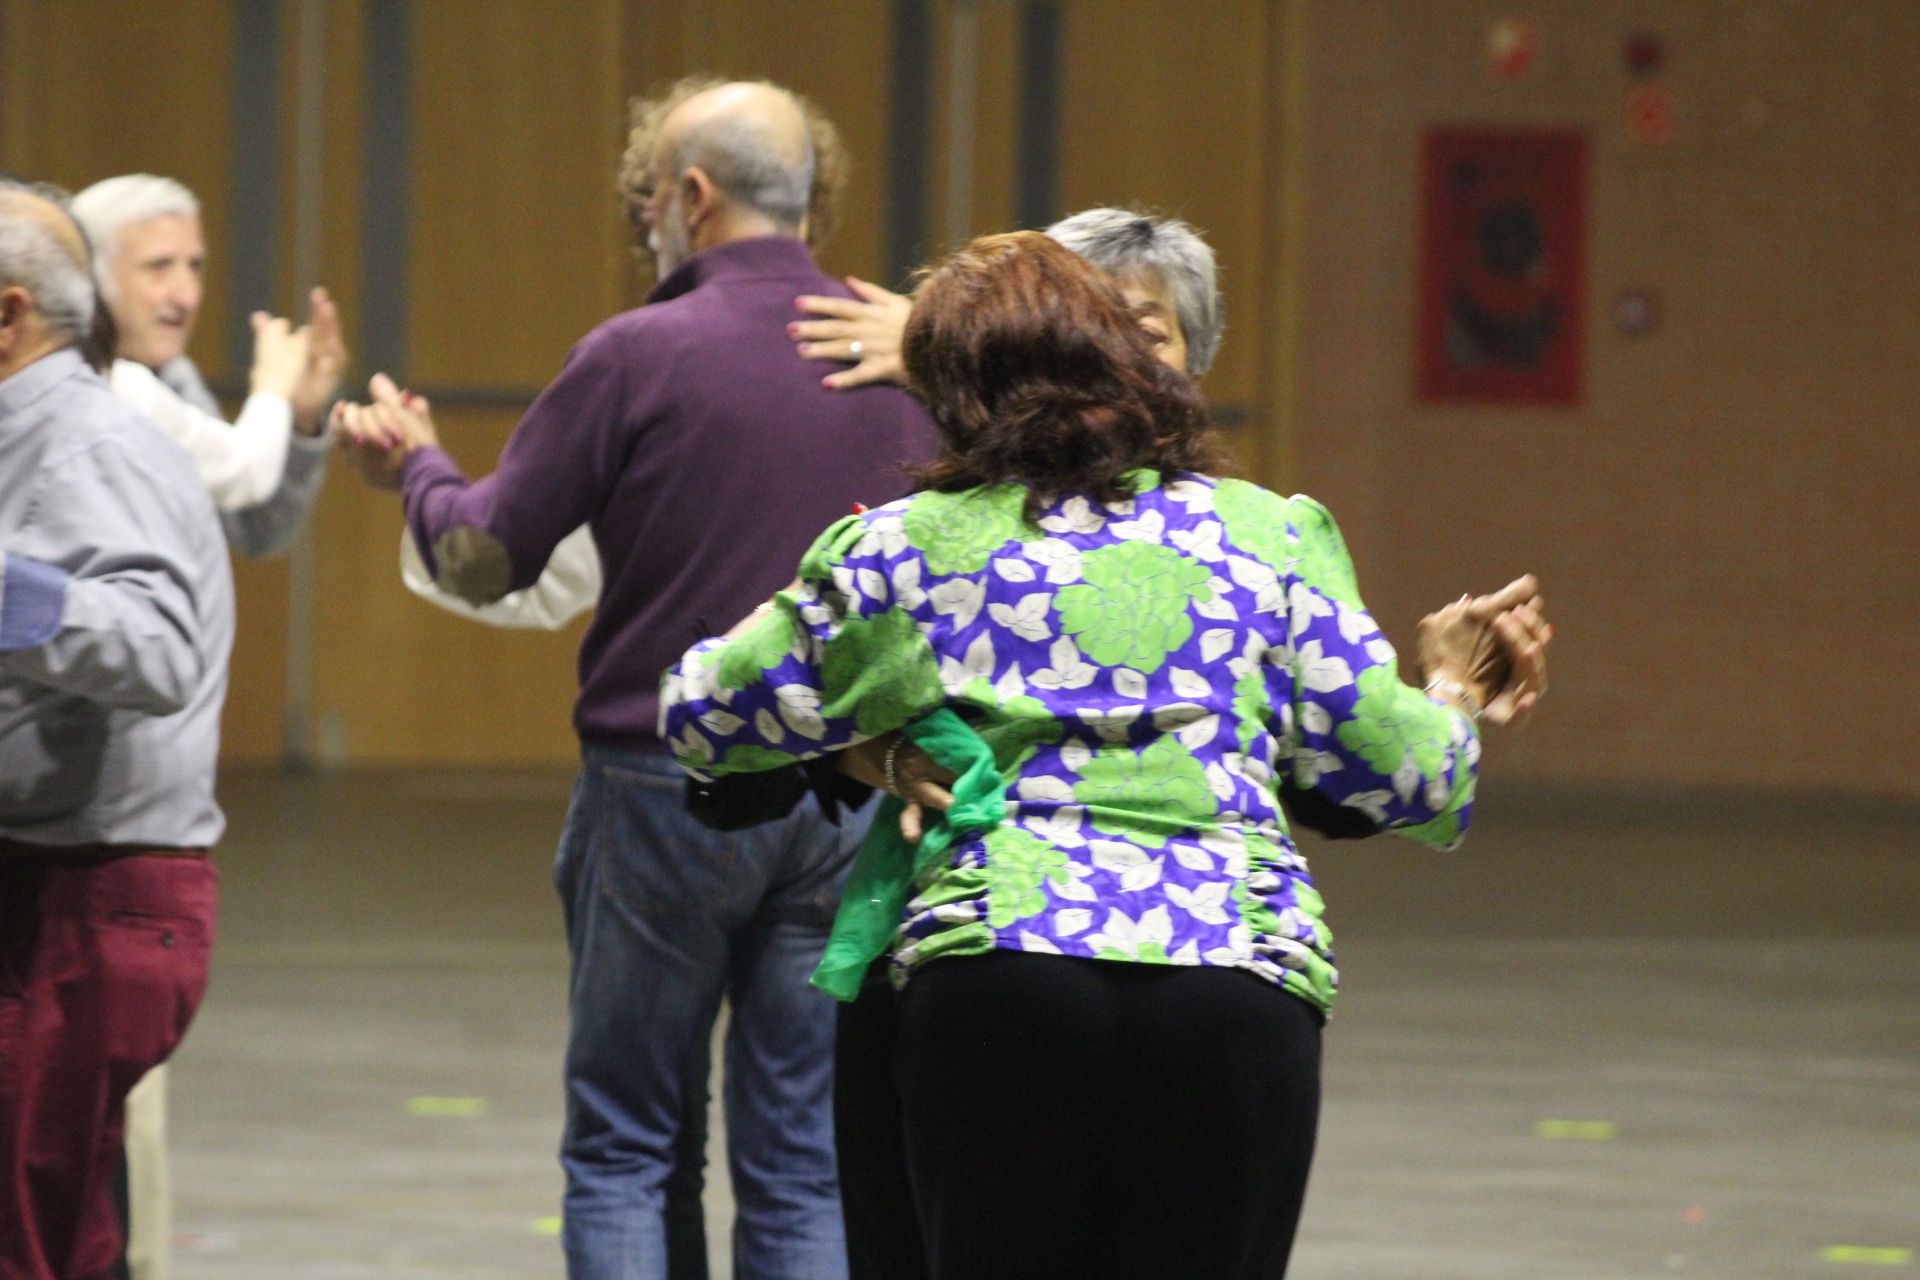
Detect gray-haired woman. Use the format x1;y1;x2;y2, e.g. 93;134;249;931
792;206;1223;387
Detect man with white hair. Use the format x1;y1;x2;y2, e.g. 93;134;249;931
72;173;345;558
0;184;233;1280
338;79;935;1279
72;172;346;1280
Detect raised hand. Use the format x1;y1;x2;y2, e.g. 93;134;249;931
248;312;311;402
290;286;349;435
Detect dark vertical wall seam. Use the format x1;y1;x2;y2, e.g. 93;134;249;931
361;0;412;377
885;0;935;287
228;0;281;376
1015;0;1063;229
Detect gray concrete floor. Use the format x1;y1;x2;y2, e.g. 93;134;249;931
170;769;1920;1278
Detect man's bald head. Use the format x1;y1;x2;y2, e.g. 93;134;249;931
620;77;850;269
662;82;810;165
0;188;91;270
0;185;97;346
657;80;815;233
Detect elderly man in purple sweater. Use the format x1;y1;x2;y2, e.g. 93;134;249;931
338;82;933;1279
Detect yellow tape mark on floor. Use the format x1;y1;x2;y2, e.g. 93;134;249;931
405;1096;490;1118
530;1217;563;1237
1823;1246;1913;1266
1533;1118;1616;1141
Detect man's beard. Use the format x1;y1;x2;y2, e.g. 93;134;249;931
649;195;692;279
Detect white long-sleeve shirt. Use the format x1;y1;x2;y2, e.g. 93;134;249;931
399;522;599;630
109;357;292;511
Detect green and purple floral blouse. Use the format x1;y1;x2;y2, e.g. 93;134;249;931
660;472;1477;1014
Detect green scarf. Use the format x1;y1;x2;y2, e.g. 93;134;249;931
811;708;1005;1001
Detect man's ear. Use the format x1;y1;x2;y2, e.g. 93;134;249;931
680;167;721;234
0;286;29;358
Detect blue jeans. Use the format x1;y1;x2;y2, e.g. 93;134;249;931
555;745;870;1280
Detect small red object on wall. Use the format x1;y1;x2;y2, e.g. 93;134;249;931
1417;127;1588;405
1487;17;1537;79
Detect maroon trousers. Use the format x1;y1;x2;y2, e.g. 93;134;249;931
0;849;216;1280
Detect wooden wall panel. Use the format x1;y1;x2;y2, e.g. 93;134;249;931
923;3;1019;261
1057;0;1280;484
5;0;1044;772
408;0;631;388
222;559;292;761
226;0;373;763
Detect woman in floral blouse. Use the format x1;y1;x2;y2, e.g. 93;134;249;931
662;232;1550;1279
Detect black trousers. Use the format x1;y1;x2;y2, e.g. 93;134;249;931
837;965;931;1280
888;950;1322;1280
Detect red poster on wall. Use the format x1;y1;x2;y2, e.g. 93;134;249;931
1417;127;1587;404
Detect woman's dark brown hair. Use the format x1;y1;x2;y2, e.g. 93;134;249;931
903;231;1221;519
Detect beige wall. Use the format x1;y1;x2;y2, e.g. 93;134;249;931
1281;1;1920;796
4;1;1915;795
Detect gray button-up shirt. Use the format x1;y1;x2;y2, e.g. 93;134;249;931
0;348;234;849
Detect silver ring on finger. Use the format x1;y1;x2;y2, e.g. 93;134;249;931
848;339;864;358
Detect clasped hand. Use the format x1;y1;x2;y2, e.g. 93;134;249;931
330;372;440;490
838;736;958;845
1416;575;1552;727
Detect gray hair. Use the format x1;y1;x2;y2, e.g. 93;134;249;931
0;185;97;341
70;173;200;298
667;111;813;230
1045;208;1224;376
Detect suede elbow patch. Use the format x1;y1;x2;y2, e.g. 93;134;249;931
432;527;514;606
